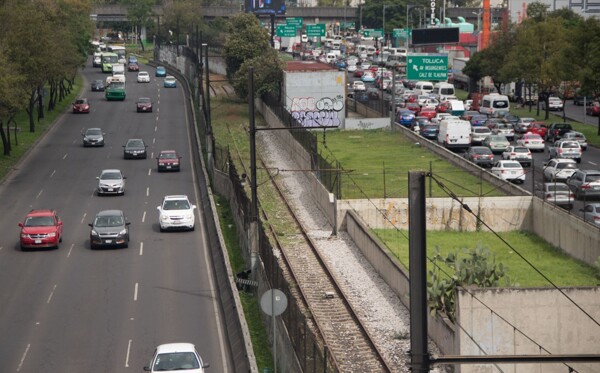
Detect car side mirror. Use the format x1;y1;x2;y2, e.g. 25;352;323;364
122;145;125;148
126;222;131;226
96;177;100;180
18;222;23;227
202;363;210;368
88;223;93;227
58;221;63;226
192;205;197;210
156;206;161;211
143;367;151;371
123;176;127;179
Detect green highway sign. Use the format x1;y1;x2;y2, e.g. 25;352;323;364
286;17;303;28
393;28;411;38
277;24;297;37
306;24;326;37
362;28;383;38
407;54;448;80
340;22;355;29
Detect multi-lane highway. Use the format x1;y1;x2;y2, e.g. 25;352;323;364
0;60;232;372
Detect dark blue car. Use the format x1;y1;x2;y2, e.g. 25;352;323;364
470;114;488;127
396;110;415;127
420;124;439;140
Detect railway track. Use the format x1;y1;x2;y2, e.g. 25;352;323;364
257;155;393;373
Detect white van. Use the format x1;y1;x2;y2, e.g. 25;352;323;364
332;40;341;50
479;93;510;115
432;82;455;101
414;81;434;95
325;53;336;64
437;119;471;149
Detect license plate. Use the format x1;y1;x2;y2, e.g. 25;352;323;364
105;239;112;244
166;166;171;169
108;188;113;192
35;239;42;244
511;171;517;175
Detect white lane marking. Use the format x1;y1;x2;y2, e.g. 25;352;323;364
80;213;87;225
148;168;152;176
151;152;155;159
36;190;43;199
142;211;146;223
125;339;132;368
146;187;149;197
139;242;143;256
157;107;159;112
17;344;30;372
152;138;156;144
67;243;74;258
62;153;68;160
589;161;597;166
134;283;138;301
155;125;158;132
46;285;57;304
50;170;56;178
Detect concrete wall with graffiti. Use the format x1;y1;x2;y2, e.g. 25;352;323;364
284;70;346;128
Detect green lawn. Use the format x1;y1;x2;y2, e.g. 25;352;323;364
373;229;600;287
323;129;504;199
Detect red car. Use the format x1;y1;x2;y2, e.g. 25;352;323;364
436;101;450;113
72;98;90;114
136;97;153;112
128;62;139;71
353;69;365;78
18;209;63;250
405;102;421;113
526;122;548;138
419;107;437;120
156;150;182;172
586;101;600;116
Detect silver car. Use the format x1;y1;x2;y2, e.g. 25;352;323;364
96;169;126;195
561;131;587;151
567;169;600;199
492;123;515;141
548;140;582;163
471;126;492;145
88;210;130;249
581;203;600;226
82;127;105;147
537;182;574;209
543;158;578;182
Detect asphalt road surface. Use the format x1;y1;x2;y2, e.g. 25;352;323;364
0;60;232;372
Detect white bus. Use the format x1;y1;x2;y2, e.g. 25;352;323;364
107;45;127;65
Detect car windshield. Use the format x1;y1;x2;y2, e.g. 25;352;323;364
163;200;191;210
490;136;507;141
473;128;490;134
586;175;600;182
101;172;122;180
513;148;529;153
24;216;54;227
562;142;579;149
94;215;123;227
75;99;87;104
557;163;577;170
153;352;199;370
138;98;151;103
128;140;144;147
86;129;102;136
473;148;491;154
503;162;521;168
160;153;177;159
139;72;148;76
547;184;569;192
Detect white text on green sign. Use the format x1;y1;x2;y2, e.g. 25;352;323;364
286;18;303;27
277;24;297;37
306;24;325;37
407;55;448;80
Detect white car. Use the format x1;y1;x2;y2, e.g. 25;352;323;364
137;71;150;83
516;133;545;152
157;195;196;231
352;81;366;91
502;146;532;167
548;140;582;163
543;158;578;182
515;117;535;133
144;343;209;373
562;131;588;150
542;97;564;111
491;160;526;183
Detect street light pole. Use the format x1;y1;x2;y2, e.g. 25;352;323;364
383;5;387;48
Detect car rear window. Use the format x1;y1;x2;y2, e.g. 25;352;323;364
586;174;600;182
557;163;577;169
547;184;569;192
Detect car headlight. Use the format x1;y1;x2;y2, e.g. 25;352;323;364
48;232;56;237
119;229;127;236
160;215;169;222
21;233;28;238
91;230;99;237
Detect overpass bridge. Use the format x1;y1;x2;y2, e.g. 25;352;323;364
92;4;358;24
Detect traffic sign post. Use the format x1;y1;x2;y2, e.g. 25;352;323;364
393;28;411;38
276;24;297;37
306;24;326;37
407;54;448;81
286;17;303;28
363;28;383;38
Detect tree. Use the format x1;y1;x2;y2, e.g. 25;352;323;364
223;13;272;80
124;0;155;51
161;0;205;45
566;17;600;133
525;1;549;22
232;49;284;99
504;17;569;119
0;48;28;156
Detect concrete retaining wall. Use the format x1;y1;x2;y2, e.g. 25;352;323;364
531;197;600;265
341;196;533;232
457;287;600;373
